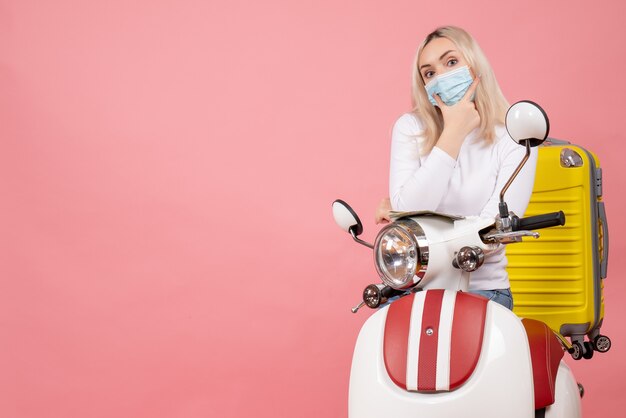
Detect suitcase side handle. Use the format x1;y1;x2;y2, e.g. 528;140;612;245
512;211;566;231
598;201;609;279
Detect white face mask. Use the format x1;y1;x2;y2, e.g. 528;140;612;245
424;65;474;107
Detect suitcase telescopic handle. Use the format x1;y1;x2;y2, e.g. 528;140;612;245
512;211;566;231
598;201;609;279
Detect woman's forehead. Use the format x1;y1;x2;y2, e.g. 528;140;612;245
419;37;458;66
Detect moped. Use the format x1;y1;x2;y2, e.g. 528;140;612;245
333;101;583;418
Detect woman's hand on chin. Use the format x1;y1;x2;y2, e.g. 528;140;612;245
433;77;481;159
435;76;481;137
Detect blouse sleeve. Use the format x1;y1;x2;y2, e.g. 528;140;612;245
478;136;538;219
389;114;457;211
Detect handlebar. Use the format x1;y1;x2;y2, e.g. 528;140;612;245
512;211;566;231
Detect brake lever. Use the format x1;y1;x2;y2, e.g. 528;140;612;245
483;230;540;244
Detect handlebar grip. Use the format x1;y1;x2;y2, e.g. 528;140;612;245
381;286;407;299
513;211;566;231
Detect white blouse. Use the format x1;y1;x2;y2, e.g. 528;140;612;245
389;113;538;290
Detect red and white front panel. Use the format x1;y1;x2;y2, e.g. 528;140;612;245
383;289;488;392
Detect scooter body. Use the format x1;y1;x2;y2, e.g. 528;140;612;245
349;289;581;418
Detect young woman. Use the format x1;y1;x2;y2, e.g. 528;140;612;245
375;26;538;309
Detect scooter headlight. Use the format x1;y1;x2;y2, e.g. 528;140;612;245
374;219;428;289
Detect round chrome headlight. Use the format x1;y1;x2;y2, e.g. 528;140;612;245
374;219;428;289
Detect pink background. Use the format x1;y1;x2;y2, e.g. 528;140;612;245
1;0;625;416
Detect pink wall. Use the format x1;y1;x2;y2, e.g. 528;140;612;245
1;0;625;416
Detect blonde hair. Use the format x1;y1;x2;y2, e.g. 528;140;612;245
411;26;509;153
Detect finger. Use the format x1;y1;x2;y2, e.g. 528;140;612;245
375;210;391;224
461;76;480;102
433;93;445;108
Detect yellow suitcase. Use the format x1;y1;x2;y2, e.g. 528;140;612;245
507;139;610;360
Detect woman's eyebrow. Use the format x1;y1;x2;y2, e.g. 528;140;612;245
439;50;455;60
419;50;457;70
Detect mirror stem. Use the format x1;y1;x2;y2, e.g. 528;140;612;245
350;228;374;249
499;140;532;209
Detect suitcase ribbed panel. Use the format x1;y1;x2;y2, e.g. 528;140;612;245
507;145;603;337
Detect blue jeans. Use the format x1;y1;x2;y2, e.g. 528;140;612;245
470;288;514;310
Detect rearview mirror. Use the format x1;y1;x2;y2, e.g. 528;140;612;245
505;100;550;147
332;199;363;236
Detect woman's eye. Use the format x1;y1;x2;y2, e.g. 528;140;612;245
447;59;458;67
424;71;435;79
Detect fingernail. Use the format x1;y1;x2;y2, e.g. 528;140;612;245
478;73;482;78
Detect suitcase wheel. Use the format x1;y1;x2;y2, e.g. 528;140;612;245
569;342;584;360
582;342;594;359
592;335;612;353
